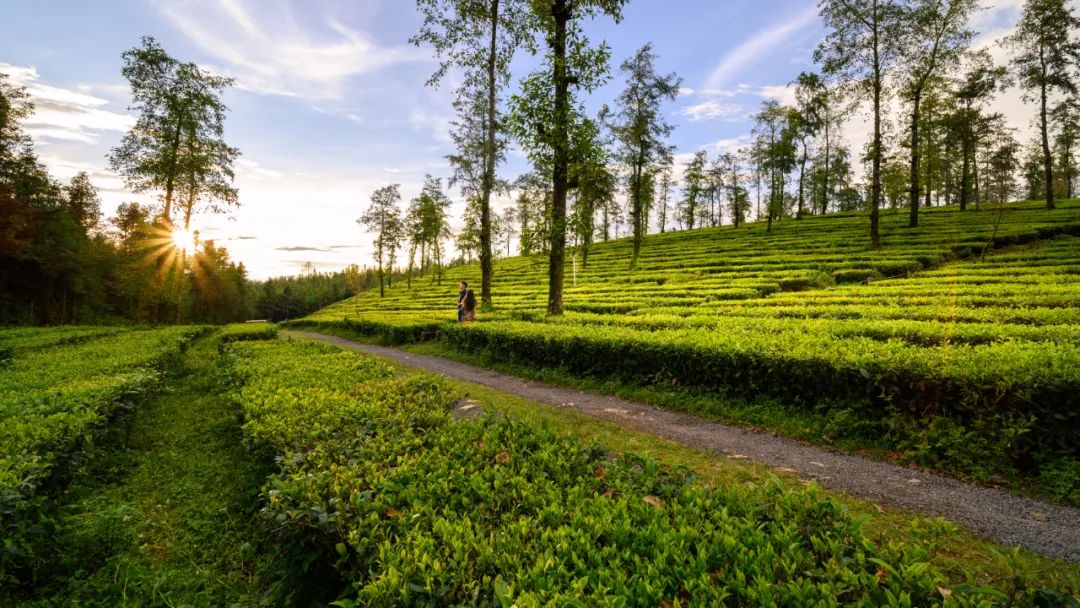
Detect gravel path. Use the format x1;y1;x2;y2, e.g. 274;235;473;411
285;330;1080;563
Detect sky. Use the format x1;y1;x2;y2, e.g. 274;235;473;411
1;0;1036;279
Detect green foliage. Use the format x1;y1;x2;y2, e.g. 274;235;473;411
219;321;278;343
291;200;1080;497
0;326;207;587
227;338;1076;605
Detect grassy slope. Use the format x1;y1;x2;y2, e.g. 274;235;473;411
291;201;1080;497
18;336;276;607
282;332;1080;595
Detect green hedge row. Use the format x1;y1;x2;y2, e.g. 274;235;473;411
0;326;208;585
440;322;1079;471
227;339;1070;606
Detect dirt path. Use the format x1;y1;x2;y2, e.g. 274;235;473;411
285;330;1080;563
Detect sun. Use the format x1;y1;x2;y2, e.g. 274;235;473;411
171;227;198;252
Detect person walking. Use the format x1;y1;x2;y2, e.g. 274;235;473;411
463;287;477;322
457;281;468;322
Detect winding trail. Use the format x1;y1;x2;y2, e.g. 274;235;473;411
285;330;1080;563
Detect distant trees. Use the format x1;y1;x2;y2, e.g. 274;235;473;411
1051;96;1079;198
108;37;239;227
412;0;535;309
1008;0;1080;210
607;43;680;268
654;157;675;233
898;0;976;227
358;184;404;298
679;151;707;230
752;100;797;232
817;0;906;248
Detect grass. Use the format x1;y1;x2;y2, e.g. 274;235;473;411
282;332;1080;594
16;335;277;607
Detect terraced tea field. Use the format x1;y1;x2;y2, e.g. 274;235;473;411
292;201;1080;497
4;324;1079;604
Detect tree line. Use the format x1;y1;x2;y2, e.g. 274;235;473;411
0;37;249;325
355;0;1079;315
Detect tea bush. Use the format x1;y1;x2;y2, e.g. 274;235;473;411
227;340;1077;606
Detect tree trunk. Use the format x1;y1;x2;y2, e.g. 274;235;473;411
630;151;644;269
870;17;882;249
909;90;921;227
547;0;570;315
479;0;499;309
1040;77;1055;210
163;118;184;222
823;121;831;215
797;139;807;219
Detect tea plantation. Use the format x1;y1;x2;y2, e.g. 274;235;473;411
291;201;1080;498
2;322;1079;605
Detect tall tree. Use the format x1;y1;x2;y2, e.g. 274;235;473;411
899;0;976;227
944;51;1008;210
817;0;906;248
679;151;708;230
1050;95;1079;199
608;43;681;268
509;0;625;315
718;150;750;227
108;37;237;225
358;184;403;298
63;172;102;233
654;155;675;233
1008;0;1080;210
792;72;829;219
752;100;796;232
413;0;534;308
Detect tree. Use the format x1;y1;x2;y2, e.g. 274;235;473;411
752;100;796;232
607;43;680;268
817;0;906;248
64;172;102;233
496;206;517;257
416;175;453;285
792;72;829;219
654;155;675;233
718;150;749;227
1008;0;1080;210
1051;96;1079;198
944;51;1008;210
570;117;615;268
413;0;535;308
509;0;625;315
679;151;708;230
898;0;976;227
358;184;403;298
108;37;237;225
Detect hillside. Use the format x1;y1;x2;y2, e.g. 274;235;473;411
293;200;1080;500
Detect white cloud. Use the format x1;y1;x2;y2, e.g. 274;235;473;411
1;63;134;144
705;6;819;89
759;84;798;106
237;158;283;179
159;0;427;100
679;99;741;121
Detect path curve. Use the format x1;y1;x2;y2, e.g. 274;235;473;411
285;330;1080;563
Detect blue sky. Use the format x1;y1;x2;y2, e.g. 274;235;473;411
2;0;1029;278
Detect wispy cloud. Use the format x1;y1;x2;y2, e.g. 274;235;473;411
679;99;741;121
159;0;426;100
705;6;818;89
1;63;134;143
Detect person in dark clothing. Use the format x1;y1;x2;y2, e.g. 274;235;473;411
457;281;468;322
463;288;477;322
